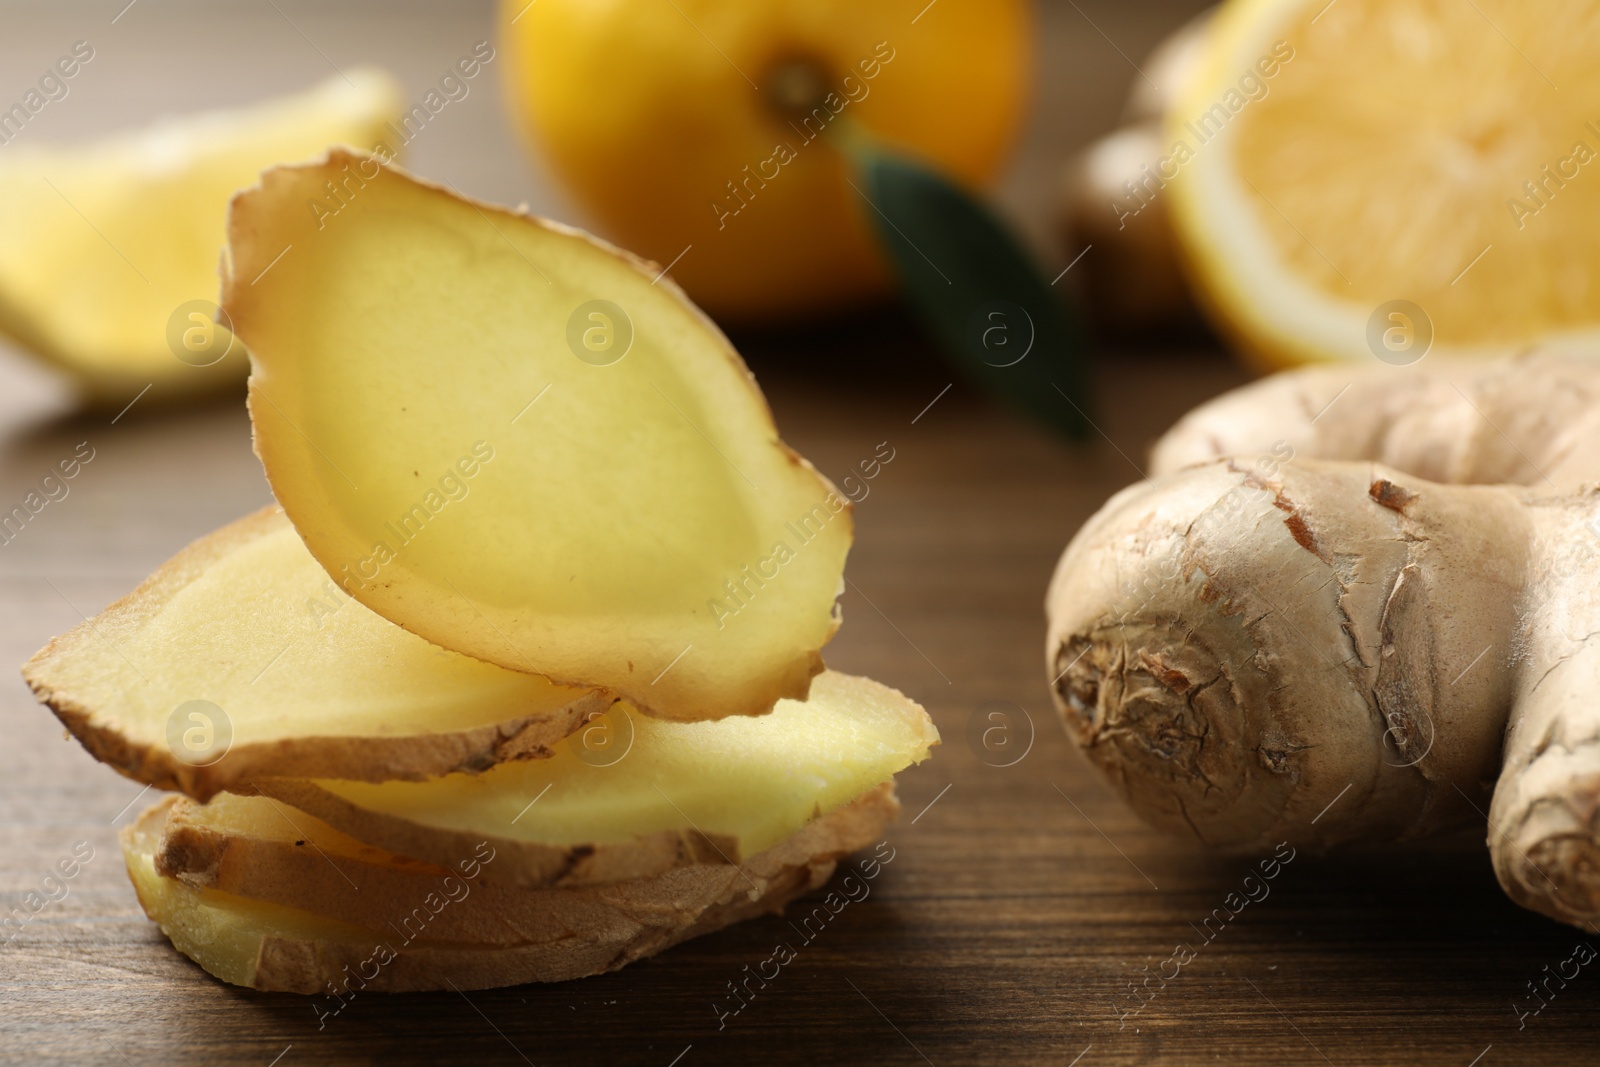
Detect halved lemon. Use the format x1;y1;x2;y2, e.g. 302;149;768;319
1167;0;1600;368
0;70;402;405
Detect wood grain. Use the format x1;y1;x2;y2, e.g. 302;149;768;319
2;2;1594;1065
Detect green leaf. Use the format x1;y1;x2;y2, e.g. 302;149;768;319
847;141;1093;440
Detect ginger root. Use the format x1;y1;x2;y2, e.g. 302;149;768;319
1047;351;1600;929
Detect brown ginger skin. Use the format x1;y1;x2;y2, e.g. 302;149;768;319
1047;351;1600;929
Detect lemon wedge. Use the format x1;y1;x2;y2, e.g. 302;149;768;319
0;70;402;404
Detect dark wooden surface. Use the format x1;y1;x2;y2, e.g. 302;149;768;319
4;2;1599;1065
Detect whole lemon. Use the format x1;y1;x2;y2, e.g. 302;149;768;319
500;0;1031;321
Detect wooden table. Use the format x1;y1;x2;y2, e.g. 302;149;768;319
3;2;1595;1065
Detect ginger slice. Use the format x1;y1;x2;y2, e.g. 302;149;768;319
224;150;852;722
25;508;608;800
156;786;896;947
253;671;937;886
123;789;894;991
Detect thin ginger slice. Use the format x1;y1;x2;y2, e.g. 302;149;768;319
24;508;608;800
155;786;896;946
0;72;402;404
254;671;937;886
124;790;891;991
223;150;852;722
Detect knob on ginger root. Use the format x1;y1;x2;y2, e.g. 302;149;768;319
1046;351;1600;929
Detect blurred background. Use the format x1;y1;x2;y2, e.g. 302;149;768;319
0;0;1215;421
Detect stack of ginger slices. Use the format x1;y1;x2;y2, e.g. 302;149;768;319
22;151;938;993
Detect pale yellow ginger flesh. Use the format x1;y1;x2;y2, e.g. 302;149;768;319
223;150;852;722
24;507;607;799
125;790;894;991
156;786;897;947
255;671;937;886
0;72;402;403
1046;351;1600;931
